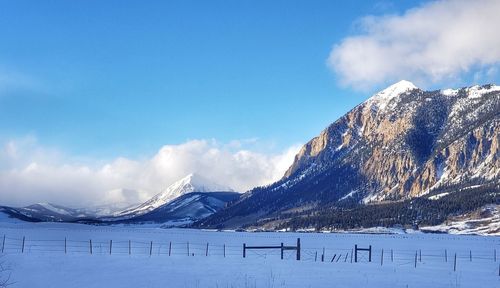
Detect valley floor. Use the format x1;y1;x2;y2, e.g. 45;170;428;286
0;221;498;288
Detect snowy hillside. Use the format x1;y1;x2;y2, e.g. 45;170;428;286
128;192;240;226
421;204;500;235
0;201;134;222
0;203;89;222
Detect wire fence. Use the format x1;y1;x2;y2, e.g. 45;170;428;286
1;234;498;274
1;235;247;257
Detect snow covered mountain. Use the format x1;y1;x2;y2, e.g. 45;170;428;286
0;174;237;224
0;199;137;222
0;203;90;222
126;192;240;226
115;173;234;218
199;81;500;230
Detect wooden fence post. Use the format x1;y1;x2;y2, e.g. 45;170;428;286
90;239;93;255
243;243;246;258
21;236;25;253
344;252;348;262
453;253;457;272
391;249;393;262
369;245;372;262
350;249;353;263
445;249;447;262
223;244;225;258
1;235;5;253
355;245;358;263
280;243;284;260
469;250;472;262
149;241;153;256
296;238;301;261
414;251;417;268
187;242;190;256
322;247;325;262
381;249;384;266
169;242;172;256
206;243;209;256
129;240;131;255
64;238;67;254
419;249;421;262
315;251;317;262
109;240;112;255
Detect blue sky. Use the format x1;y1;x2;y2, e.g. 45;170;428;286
0;0;427;158
1;0;499;206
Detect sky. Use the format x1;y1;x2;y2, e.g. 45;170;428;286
0;0;499;207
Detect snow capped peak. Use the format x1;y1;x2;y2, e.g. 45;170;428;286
178;173;208;189
116;173;234;217
377;80;418;98
367;80;419;110
165;173;234;195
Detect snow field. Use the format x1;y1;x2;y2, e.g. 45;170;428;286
0;222;499;287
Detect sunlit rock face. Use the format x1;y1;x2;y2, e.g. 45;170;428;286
200;81;499;228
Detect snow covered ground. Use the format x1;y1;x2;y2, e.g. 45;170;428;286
421;205;500;235
0;220;498;287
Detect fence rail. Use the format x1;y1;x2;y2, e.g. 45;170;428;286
243;238;301;260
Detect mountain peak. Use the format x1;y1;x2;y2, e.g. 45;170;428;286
115;173;234;217
368;80;419;110
175;173;233;192
375;80;418;99
390;79;417;89
180;173;206;186
157;173;234;205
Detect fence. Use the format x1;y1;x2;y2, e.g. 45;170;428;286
0;235;249;257
1;234;498;274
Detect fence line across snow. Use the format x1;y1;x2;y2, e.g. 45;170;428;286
0;233;498;274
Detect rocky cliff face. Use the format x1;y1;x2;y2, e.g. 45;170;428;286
285;81;499;202
198;81;499;228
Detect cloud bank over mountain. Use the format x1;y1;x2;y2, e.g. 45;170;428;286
0;136;300;207
328;0;500;90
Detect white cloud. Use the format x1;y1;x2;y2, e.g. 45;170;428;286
0;137;301;208
328;0;500;90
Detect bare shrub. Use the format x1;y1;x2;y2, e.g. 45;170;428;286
0;255;12;288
